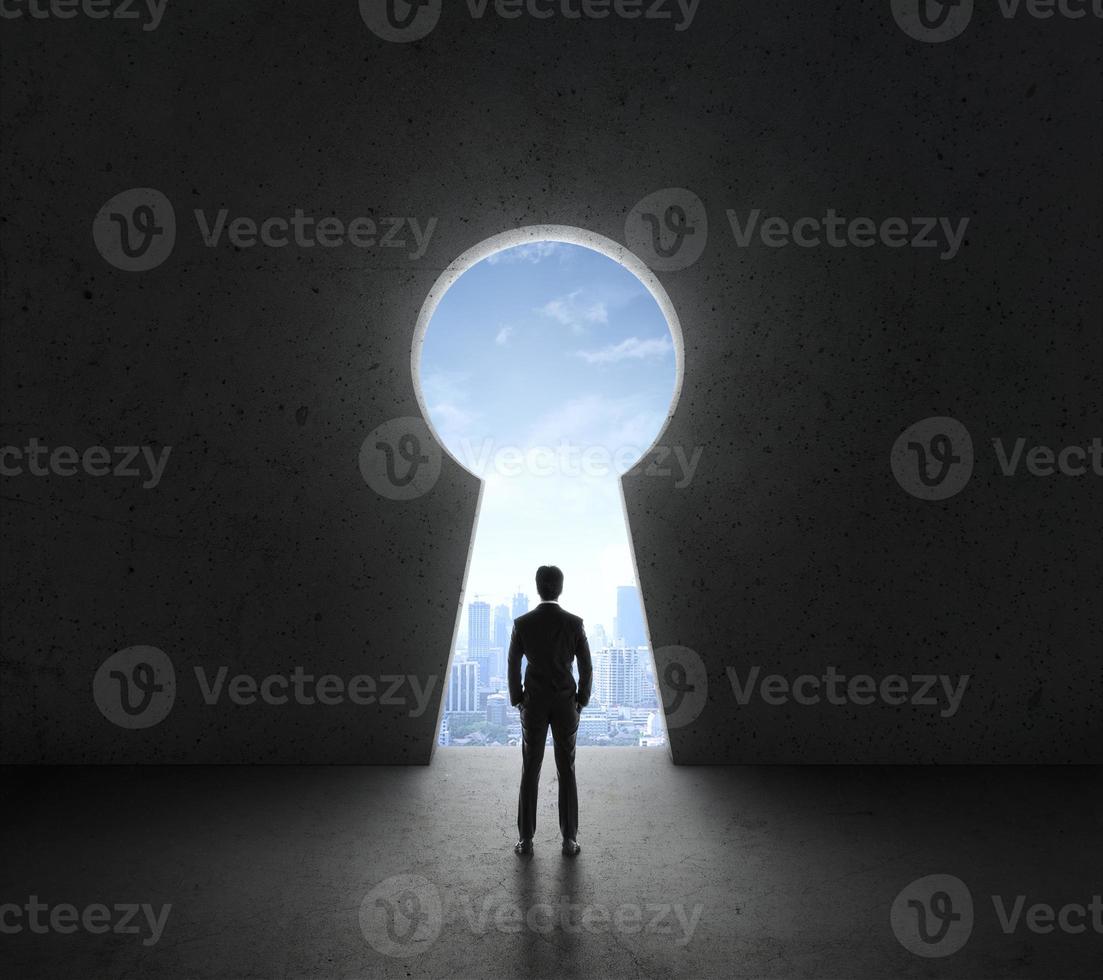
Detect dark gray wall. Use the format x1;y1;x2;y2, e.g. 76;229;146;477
1;1;1099;762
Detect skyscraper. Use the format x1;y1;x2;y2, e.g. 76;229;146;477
446;660;480;714
616;585;647;648
493;604;512;679
593;647;644;708
511;590;529;619
467;600;492;688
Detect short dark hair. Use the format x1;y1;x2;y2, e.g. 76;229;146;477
535;565;564;601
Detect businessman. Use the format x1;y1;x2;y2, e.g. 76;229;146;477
508;565;593;857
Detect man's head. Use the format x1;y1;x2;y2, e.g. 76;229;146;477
535;565;564;601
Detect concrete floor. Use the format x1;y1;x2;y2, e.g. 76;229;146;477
1;752;1100;979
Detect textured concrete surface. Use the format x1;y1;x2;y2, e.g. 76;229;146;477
1;753;1101;979
1;3;1100;763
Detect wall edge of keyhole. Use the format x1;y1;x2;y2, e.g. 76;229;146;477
410;224;685;474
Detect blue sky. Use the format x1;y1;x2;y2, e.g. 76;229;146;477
419;241;677;633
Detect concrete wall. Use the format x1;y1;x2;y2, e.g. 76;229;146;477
1;1;1099;762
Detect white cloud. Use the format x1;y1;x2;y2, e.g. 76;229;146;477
420;370;479;445
538;291;608;334
575;335;673;365
486;241;565;265
495;325;514;346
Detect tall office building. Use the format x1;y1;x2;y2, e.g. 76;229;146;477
493;604;512;679
511;591;529;619
616;585;647;648
592;647;644;709
446;660;480;714
467;600;492;687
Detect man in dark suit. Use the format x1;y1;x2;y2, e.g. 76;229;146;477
508;565;593;857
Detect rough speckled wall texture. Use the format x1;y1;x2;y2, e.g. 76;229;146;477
1;2;1099;763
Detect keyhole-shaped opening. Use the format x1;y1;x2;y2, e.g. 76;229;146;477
412;228;683;750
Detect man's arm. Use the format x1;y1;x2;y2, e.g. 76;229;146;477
507;625;524;707
575;621;593;707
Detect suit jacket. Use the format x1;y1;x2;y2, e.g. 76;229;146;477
507;602;593;708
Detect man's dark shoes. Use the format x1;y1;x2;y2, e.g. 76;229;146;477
562;839;581;857
514;839;533;856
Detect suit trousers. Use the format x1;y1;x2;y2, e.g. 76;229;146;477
517;687;580;841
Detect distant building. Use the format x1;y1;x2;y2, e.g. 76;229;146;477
446;660;479;714
493;603;512;678
588;623;609;650
616;586;647;648
511;591;530;619
486;692;508;726
468;600;492;687
593;647;644;708
578;710;611;739
645;710;665;738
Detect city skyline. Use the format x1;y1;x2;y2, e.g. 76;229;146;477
442;584;666;749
